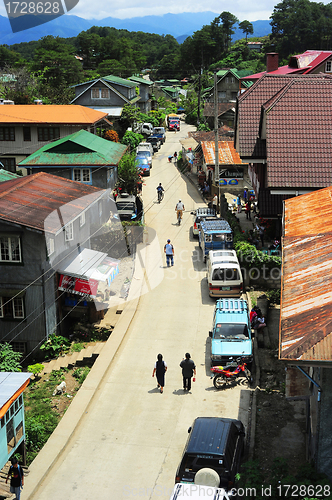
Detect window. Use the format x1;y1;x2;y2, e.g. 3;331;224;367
231;77;235;84
80;211;86;227
65;222;73;241
326;61;332;72
218;91;226;100
23;127;31;141
47;237;54;256
225;77;229;83
73;168;91;183
11;342;26;354
37;127;60;141
91;88;109;98
0;296;24;319
0;127;15;141
0;235;22;262
0;158;16;172
231;92;238;100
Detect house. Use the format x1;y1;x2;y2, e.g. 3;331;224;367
235;73;332;218
247;41;263;52
280;186;332;481
195;140;248;193
0;372;32;469
0;105;110;173
0;172;117;358
241;50;332;84
128;75;153;114
204;69;253;105
18;130;127;190
70;75;140;119
203;102;236;129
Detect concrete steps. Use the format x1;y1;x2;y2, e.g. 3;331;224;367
41;342;105;375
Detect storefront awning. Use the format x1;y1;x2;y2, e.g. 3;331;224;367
58;248;120;298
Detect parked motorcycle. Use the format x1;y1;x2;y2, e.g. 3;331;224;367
211;357;252;389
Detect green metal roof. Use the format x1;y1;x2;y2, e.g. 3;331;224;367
167;79;180;83
102;75;137;88
129;76;153;86
128;95;141;104
162;87;178;93
19;130;127;167
0;169;20;182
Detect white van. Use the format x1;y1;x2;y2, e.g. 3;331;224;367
207;250;243;298
136;142;153;156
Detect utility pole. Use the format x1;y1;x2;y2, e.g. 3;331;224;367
214;70;220;215
197;72;201;128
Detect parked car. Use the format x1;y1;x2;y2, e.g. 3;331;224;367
175;417;245;491
140;122;154;136
209;298;253;366
136;142;153;156
207;250;243;297
135;156;150;176
191;207;217;236
146;135;161;153
115;193;137;221
153;127;166;143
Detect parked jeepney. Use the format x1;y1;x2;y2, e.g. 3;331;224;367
199;219;233;261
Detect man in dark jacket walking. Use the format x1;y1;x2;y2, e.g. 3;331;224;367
180;353;196;391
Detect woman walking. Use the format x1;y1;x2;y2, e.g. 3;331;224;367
152;354;167;393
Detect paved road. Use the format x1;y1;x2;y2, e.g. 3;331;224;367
24;123;251;500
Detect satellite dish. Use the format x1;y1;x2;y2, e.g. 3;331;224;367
194;468;220;487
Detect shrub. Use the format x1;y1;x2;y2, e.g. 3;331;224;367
104;129;119;142
0;343;22;372
73;366;90;384
28;363;44;378
40;334;71;359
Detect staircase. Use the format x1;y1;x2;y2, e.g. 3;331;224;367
41;342;105;375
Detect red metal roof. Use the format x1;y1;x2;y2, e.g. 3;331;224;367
201;141;242;166
280;186;332;362
0;172;104;234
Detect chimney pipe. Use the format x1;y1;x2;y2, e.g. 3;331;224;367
266;53;279;73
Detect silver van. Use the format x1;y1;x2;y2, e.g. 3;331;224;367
207;250;243;298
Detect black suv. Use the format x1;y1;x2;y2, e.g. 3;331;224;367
175;417;245;490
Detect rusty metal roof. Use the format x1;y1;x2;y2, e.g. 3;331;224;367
0;172;104;234
201;141;242;167
280;186;332;362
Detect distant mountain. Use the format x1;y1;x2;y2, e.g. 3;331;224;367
0;13;271;46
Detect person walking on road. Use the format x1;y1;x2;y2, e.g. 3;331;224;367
6;457;24;500
152;353;167;393
164;239;174;267
180;353;196;392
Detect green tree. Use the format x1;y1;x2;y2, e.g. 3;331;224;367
121;130;144;151
0;343;22;372
220;11;239;52
117;153;140;194
239;20;254;42
1;65;37;103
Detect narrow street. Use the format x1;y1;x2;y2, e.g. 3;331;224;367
23;123;252;500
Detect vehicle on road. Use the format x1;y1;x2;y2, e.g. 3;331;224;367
115;193;137;221
199;219;233;261
211;357;252;389
146;135;161;152
135;147;152;168
207;250;243;297
191;207;217;236
167;113;180;131
209;298;253;366
153;126;166;143
136;142;153;156
175;417;245;490
135;156;150;176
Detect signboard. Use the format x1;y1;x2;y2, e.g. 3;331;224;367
58;275;99;298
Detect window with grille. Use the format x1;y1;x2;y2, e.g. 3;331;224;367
326;61;332;72
0;158;16;172
37;127;60;141
100;88;109;98
0;235;22;262
0;296;24;319
11;342;26;354
73;168;91;183
65;222;74;241
91;88;99;98
0;127;15;141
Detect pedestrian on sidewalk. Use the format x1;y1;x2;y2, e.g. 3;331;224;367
245;201;251;220
152;353;167;393
164;239;174;267
236;195;241;213
6;457;24;500
243;188;248;203
180;353;196;392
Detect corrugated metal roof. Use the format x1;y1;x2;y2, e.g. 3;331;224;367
19;129;127;167
0;169;20;182
0;372;31;410
0;105;108;124
201;141;242;166
128;76;153;86
280;186;332;362
0;172;105;234
102;75;137;88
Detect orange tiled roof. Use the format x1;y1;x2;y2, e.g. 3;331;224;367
201;141;242;166
0;105;108;124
